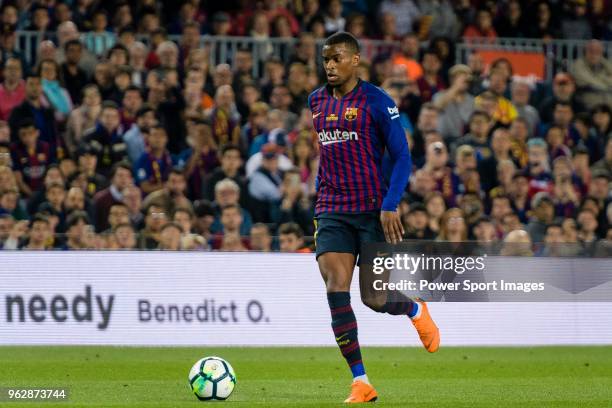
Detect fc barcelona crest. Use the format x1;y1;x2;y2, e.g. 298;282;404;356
344;107;358;121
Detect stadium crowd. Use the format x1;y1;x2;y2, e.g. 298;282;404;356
0;0;610;253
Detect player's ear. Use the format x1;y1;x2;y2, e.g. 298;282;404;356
352;53;360;67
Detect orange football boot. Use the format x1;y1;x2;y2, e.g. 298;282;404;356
411;299;440;353
344;380;378;403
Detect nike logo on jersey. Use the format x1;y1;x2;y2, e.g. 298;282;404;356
312;112;322;119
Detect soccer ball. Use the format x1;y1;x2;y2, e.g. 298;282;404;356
188;356;236;401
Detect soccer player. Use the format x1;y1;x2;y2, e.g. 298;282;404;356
309;32;440;403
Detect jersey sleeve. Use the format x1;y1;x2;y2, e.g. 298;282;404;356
371;90;412;211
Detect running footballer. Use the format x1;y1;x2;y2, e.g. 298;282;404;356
309;32;440;403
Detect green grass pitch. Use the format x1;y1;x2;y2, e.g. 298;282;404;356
1;346;611;407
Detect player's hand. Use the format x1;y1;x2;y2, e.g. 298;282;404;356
380;210;404;244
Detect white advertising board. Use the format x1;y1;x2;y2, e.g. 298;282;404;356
1;252;611;346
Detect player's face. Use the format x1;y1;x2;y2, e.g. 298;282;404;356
322;43;359;87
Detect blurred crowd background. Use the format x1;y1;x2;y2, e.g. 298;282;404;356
0;0;610;253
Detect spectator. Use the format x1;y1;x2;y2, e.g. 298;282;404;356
158;222;183;250
142;168;192;216
9;73;60;153
500;229;533;256
477;72;517;126
410;103;439;165
590;105;612;153
495;0;528;38
64;84;102;155
591;138;612;179
179;118;219;200
577;208;599;246
64;185;92;219
210;204;250;250
60;40;88;106
0;187;27;220
472;216;498;243
250;223;273;252
55;22;97;76
22;215;52;250
76;145;108;197
415;0;459;40
111;222;137;249
134;125;173;195
437;207;467;242
416;50;446;103
84;10;115;55
538;73;584;125
279;222;311;252
433;64;474;141
38;58;73;121
10;119;55;198
572;40;612;109
526;1;559;40
174;208;208;250
128;42;148;87
62;210;90;250
271;169;313;236
203;144;247;204
92;161;133;232
526;138;553;196
208;84;241;148
561;0;592;40
379;0;420;36
392;33;423;81
511;80;540;133
463;9;497;41
376;13;398;42
248;143;284;204
210;178;253;237
452;111;493;160
82;101;127;178
120;86;143;130
403;202;436;239
323;0;345;34
526;192;556;242
192;199;215;240
0;57;25;121
138;203;168;249
123;104;157;164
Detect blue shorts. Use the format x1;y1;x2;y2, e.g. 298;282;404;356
314;211;384;261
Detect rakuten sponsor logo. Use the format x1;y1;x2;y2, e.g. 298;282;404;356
317;129;359;145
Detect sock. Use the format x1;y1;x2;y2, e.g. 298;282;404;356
327;292;367;382
382;295;420;319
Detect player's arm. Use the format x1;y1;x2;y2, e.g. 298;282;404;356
307;91;320;193
375;96;412;244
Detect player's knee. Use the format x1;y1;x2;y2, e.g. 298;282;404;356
325;274;351;292
361;296;386;313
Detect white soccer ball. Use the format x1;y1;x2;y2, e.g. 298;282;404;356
188;356;236;401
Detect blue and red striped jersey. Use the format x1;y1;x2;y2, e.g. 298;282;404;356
308;79;411;215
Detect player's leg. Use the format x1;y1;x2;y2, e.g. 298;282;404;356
315;215;378;403
357;212;440;353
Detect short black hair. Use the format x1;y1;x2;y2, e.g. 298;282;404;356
66;210;90;228
136;103;155;118
221;144;241;156
64;39;82;51
324;31;360;54
101;100;120;111
17;118;37;131
110;161;132;179
279;222;304;238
